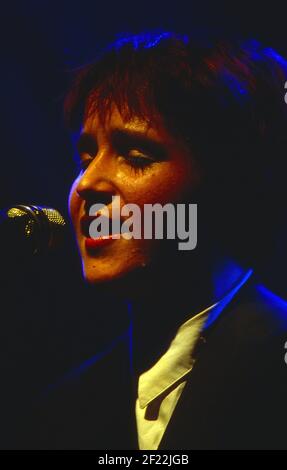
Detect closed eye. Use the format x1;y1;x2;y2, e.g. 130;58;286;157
123;150;155;168
74;132;98;172
74;152;94;172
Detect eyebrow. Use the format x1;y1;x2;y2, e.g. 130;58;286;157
77;128;168;160
111;128;168;160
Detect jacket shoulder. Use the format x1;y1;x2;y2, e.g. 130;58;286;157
223;281;287;345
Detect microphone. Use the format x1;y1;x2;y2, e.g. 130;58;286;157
0;204;67;257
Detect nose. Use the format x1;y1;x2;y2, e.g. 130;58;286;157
75;153;117;208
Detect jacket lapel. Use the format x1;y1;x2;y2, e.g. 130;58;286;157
159;278;257;450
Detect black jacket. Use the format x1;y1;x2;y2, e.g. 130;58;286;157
4;278;287;449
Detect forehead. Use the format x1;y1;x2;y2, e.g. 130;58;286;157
82;104;176;146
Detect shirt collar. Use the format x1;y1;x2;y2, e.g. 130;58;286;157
138;269;253;409
138;302;217;408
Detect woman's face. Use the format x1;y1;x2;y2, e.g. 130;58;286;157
69;105;200;287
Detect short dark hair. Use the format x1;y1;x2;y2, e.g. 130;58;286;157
65;31;287;270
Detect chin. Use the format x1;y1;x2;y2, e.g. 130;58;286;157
77;236;167;296
82;264;126;285
81;252;143;283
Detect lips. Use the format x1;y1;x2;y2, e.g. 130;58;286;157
80;215;119;252
80;213;125;241
85;234;119;251
81;215;112;238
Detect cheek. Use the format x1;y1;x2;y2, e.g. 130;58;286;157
118;162;194;206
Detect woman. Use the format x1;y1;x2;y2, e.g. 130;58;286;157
14;31;287;450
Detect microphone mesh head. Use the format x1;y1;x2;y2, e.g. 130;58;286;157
32;206;66;252
2;205;67;255
7;207;27;218
41;208;66;227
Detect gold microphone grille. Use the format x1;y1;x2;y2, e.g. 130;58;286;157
41;208;66;227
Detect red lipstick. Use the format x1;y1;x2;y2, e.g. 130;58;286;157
85;234;120;250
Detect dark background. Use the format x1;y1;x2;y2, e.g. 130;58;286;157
0;0;287;439
1;0;287;211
